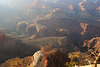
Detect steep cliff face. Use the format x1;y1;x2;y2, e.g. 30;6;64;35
30;51;44;67
42;8;70;20
17;8;71;38
27;0;52;19
35;8;73;37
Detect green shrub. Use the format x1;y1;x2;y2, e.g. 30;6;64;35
66;61;79;67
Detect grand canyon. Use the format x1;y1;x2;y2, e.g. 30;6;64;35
0;0;100;67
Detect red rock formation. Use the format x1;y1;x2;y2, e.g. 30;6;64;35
43;50;68;67
26;0;52;19
82;1;100;14
1;50;69;67
79;0;86;12
83;37;100;52
41;45;69;67
68;4;73;10
80;23;88;35
80;23;100;41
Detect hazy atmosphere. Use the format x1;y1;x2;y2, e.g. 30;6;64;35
0;0;100;67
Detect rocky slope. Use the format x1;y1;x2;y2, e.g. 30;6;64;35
14;6;100;53
80;23;100;42
1;49;68;67
27;0;52;19
23;36;79;54
0;32;38;63
83;37;100;52
43;50;68;67
16;9;71;38
1;0;100;65
0;56;34;67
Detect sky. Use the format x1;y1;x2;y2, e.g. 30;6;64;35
0;0;98;6
0;0;10;5
0;0;15;7
0;0;35;7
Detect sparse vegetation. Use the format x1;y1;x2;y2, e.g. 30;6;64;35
66;61;79;67
1;56;34;67
67;52;91;66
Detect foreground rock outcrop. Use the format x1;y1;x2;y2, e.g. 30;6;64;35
0;56;34;67
43;50;68;67
30;50;68;67
1;49;68;67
